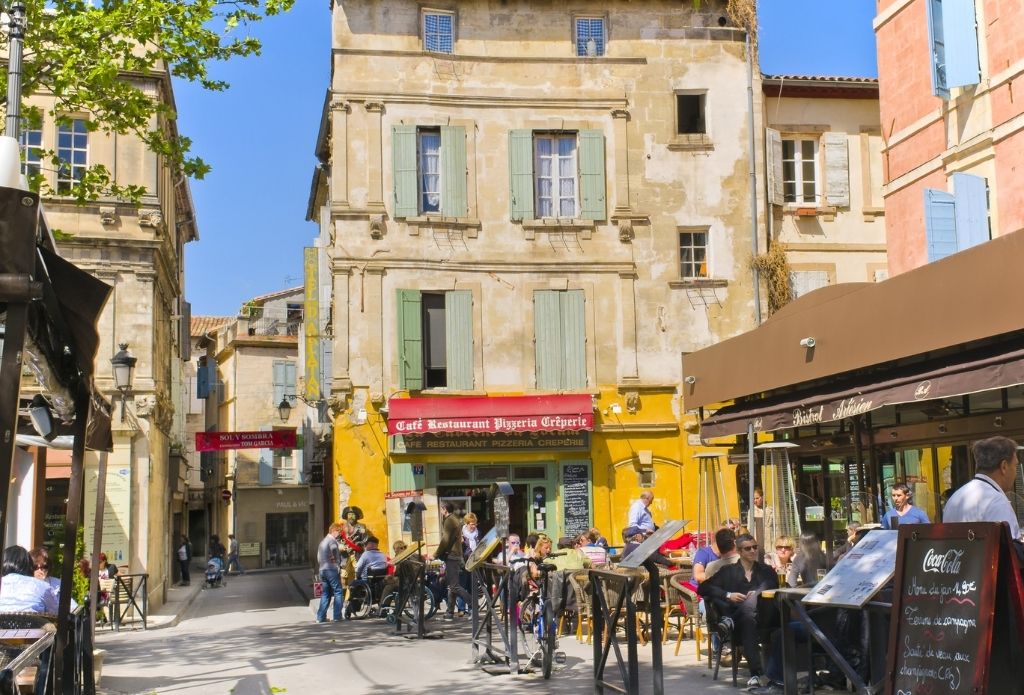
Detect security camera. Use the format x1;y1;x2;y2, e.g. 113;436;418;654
799;337;816;349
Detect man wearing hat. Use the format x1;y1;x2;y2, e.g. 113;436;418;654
340;506;369;586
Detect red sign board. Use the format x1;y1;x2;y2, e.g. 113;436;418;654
386;394;594;435
195;430;297;452
221;489;232;501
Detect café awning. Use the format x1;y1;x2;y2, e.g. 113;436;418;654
386;394;594;435
701;340;1024;439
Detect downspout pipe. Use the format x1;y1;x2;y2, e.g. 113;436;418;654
746;31;762;326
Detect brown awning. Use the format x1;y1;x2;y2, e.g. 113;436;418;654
701;341;1024;440
683;229;1024;410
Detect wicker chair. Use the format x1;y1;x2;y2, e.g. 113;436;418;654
568;571;593;643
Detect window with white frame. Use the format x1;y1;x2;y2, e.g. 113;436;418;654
56;119;88;194
679;230;709;279
782;138;818;204
19;126;43;178
423;10;454;54
273;449;296;483
535;134;578;218
418;128;441;213
575;17;606;57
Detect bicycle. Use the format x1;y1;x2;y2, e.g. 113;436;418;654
517;557;561;679
379;585;438;623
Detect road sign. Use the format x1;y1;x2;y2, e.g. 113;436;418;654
221;489;232;501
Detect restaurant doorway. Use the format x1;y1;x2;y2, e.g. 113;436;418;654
432;462;557;539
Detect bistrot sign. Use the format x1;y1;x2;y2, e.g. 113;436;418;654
195;430;297;452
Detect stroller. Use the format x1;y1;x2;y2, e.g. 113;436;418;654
205;556;225;588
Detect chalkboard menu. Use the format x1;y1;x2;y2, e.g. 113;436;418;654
886;523;1007;695
561;462;591;538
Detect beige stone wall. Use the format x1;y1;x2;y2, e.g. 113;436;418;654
328;0;762;400
30;70;195;607
766;94;888;288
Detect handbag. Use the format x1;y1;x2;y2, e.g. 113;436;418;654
313;573;323;598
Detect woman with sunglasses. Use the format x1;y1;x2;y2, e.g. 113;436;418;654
29;548;79;609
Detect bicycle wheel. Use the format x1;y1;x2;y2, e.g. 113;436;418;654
518;598;541;665
379;592;398;624
346;583;372;619
541;597;557;679
421;586;438;620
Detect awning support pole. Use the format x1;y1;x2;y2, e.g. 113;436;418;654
747;423;756;533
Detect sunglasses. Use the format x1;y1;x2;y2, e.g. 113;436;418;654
508;540;520;545
34;564;49;571
739;545;759;551
776;546;793;551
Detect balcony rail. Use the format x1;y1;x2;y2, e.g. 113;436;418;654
246;318;300;337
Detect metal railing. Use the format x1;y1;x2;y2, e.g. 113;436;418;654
0;602;95;695
112;573;149;631
246;318;301;337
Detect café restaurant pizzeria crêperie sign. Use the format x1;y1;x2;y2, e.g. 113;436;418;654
391;414;591;434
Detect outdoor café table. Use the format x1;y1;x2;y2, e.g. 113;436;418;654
760;586;811;695
0;629;46;646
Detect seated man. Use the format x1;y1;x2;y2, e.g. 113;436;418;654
354;536;388;580
698;533;776;689
703;528;739;580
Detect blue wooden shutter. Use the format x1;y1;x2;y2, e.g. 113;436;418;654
397;289;423;390
578;130;606;220
440;126;467;218
509;130;534;220
444;290;473;390
926;0;950;99
924;188;957;262
560;290;587;389
272;360;287;408
196;358;209;399
258;425;273;485
285;361;297;405
534;290;562;390
952;172;989;251
393;125;418;217
942;0;980;89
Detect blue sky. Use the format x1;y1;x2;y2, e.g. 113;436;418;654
181;1;878;316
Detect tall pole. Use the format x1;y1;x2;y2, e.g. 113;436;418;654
4;2;27;139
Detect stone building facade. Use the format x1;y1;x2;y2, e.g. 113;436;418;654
308;0;768;546
22;73;197;607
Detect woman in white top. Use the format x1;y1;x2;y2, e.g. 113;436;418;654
0;545;59;614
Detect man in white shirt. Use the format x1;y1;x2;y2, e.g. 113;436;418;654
943;436;1020;540
627;491;656;535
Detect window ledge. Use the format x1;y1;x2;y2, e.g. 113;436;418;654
403;215;482;238
667;135;714;151
668;279;728;289
520;218;596;240
785;205;836;219
862;207;885;222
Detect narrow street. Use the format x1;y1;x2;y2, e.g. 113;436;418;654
95;569;735;695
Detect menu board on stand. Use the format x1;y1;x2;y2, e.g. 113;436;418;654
561;462;591;538
885;522;1024;695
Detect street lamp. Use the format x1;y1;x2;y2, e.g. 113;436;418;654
277;396;292;423
110;343;136;422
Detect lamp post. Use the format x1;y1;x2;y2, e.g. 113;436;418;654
110;343;136;422
277;396;292;423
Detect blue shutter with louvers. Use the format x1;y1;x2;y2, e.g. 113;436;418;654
258;424;273;485
534;291;563;390
952;172;989;252
924;188;957;262
196;359;209;399
942;0;981;89
444;290;473;390
440;126;467;218
926;0;950;99
578;130;606;220
284;361;297;405
272;361;287;408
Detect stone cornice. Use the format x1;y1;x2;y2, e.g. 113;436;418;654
335;48;648;65
356;259;637;274
341;92;627;110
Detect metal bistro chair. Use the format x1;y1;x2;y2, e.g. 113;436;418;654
669;574;710;660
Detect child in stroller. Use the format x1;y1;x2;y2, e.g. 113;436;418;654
205;556;226;588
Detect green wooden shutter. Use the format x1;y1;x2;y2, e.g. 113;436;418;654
561;290;587;389
441;126;467;218
534;290;563;390
509;129;535;220
397;289;423;390
444;290;473;390
393;125;418;218
578;130;606;220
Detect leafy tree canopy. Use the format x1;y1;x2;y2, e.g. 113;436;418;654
1;0;294;203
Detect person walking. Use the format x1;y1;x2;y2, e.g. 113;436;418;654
177;535;191;586
316;523;345;623
434;501;471;621
226;534;245;575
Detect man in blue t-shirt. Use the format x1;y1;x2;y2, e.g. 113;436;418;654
880;482;930;529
